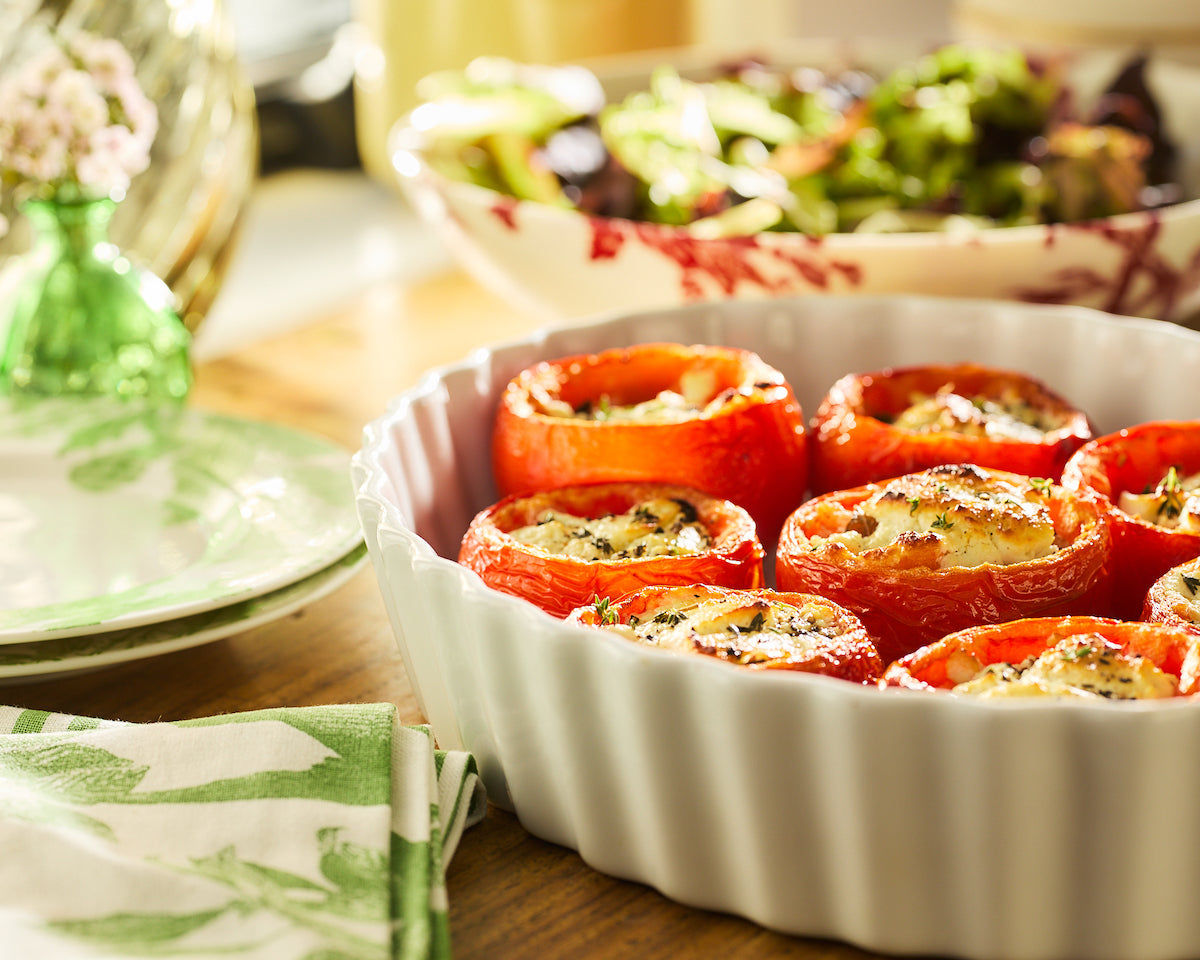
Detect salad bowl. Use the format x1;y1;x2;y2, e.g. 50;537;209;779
390;39;1200;324
354;294;1200;960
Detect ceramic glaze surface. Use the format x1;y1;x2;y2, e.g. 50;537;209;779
0;546;366;681
0;401;362;641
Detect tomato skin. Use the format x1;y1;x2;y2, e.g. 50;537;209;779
1142;557;1200;636
1062;421;1200;621
568;583;883;684
458;482;764;618
810;363;1093;495
491;343;807;545
774;469;1113;665
882;616;1200;695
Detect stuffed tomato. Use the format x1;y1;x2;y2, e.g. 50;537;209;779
1062;420;1200;620
491;342;807;543
882;616;1200;699
1143;556;1200;636
775;463;1113;664
568;583;883;683
810;362;1092;494
458;482;764;617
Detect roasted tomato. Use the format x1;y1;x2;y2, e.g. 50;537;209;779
775;463;1113;664
458;481;764;617
568;583;883;683
1062;421;1200;620
1142;556;1200;636
882;615;1200;698
491;342;807;544
809;362;1093;494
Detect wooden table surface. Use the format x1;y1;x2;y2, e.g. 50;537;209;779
3;265;888;960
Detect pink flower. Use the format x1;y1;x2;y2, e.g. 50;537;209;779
69;34;137;88
77;124;148;193
47;69;110;131
18;46;71;93
0;28;157;203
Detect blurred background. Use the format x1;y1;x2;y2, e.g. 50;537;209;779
230;0;960;181
203;0;957;359
211;0;1197;356
6;0;1196;359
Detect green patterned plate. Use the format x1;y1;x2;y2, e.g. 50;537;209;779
0;401;363;643
0;544;367;681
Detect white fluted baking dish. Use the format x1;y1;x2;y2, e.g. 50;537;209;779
353;295;1200;960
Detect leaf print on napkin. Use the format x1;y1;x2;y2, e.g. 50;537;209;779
0;740;148;838
318;827;389;921
47;907;231;951
39;833;390;959
69;720;339;795
186;840;389;923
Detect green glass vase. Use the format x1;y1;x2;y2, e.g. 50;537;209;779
0;196;193;403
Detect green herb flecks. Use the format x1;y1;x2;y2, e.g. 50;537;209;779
592;596;619;625
1156;466;1185;520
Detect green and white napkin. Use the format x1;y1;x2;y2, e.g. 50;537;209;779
0;702;486;959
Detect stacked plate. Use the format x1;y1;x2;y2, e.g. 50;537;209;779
0;400;366;681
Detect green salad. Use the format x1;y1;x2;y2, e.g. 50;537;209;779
410;46;1181;237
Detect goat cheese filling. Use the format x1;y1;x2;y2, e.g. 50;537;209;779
1118;466;1200;533
509;497;711;560
610;592;848;665
535;368;768;423
891;385;1064;442
946;634;1177;699
1156;561;1200;624
813;464;1059;568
